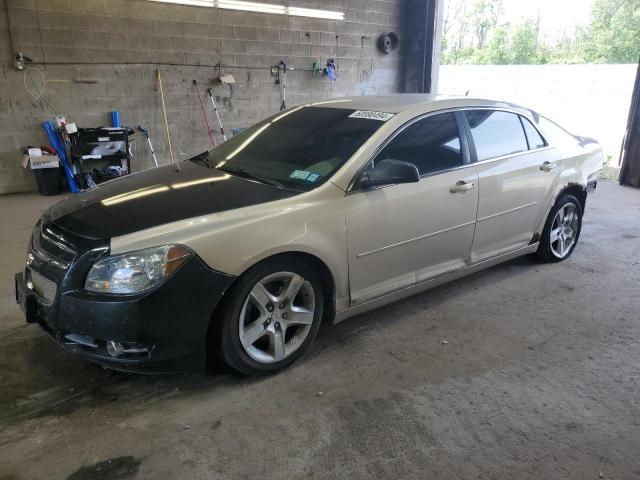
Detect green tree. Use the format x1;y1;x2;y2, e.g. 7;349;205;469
442;0;471;64
441;0;639;65
510;19;539;64
470;0;504;48
477;26;510;64
581;0;640;63
548;31;587;64
535;42;552;64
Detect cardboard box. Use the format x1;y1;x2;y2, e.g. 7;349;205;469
22;153;60;169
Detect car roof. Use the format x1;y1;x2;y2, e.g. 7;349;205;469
309;94;535;116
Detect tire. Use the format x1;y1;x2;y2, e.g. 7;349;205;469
534;194;583;263
215;256;324;375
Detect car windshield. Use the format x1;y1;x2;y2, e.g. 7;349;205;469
205;106;386;191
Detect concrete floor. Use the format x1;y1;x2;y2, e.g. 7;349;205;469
0;181;639;480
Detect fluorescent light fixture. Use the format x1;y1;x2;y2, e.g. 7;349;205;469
171;174;231;189
102;185;170;206
146;0;344;20
219;0;285;14
287;6;343;20
149;0;213;6
226;123;271;160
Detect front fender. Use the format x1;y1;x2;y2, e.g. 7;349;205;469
110;183;350;312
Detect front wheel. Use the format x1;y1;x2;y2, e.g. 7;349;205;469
215;257;324;375
534;194;583;263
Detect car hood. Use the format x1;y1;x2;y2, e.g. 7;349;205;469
49;161;299;240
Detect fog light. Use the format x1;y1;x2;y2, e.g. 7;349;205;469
107;340;125;357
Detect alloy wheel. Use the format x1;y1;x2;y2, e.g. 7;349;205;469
550;203;579;259
238;271;315;363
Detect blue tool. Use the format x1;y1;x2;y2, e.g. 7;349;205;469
326;60;337;81
43;120;80;193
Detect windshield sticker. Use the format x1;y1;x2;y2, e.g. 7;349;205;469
290;170;311;180
349;110;395;121
306;173;320;182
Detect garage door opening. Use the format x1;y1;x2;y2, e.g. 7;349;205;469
438;0;639;182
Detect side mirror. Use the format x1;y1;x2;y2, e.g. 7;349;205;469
359;159;420;190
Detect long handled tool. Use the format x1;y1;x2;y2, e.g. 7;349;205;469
193;80;215;148
157;69;175;165
206;88;227;141
137;126;159;167
277;60;287;111
43;120;80;192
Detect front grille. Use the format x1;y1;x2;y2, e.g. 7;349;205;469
32;222;77;268
41;231;75;263
30;269;58;305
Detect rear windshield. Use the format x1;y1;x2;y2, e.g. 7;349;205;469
207;107;385;191
537;116;578;149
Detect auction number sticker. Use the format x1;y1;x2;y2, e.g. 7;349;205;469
349;110;395;121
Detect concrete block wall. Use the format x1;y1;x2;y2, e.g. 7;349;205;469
0;0;406;193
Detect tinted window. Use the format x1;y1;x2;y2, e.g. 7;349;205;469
465;110;528;161
373;113;463;175
208;107;384;191
520;116;546;149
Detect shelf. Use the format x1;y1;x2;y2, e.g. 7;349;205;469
77;153;129;161
70;126;133;190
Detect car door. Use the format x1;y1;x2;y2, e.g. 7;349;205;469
345;112;479;305
464;109;561;263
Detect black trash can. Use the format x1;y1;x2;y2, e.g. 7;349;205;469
32;167;61;196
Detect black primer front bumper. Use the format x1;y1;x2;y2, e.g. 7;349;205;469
16;255;235;373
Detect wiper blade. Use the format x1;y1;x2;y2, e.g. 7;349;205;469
189;151;214;168
218;167;285;189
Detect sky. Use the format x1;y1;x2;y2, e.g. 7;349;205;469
500;0;595;38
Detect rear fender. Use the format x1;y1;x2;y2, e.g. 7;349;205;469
534;167;583;236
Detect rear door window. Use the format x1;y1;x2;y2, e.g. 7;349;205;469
373;112;463;176
465;110;528;161
520;116;547;149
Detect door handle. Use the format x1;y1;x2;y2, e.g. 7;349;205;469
450;180;476;193
540;161;558;172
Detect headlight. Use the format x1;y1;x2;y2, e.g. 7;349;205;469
85;244;192;295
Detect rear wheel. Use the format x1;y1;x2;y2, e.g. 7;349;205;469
534;194;582;263
216;257;323;375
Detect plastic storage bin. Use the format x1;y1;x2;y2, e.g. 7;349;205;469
33;167;61;196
